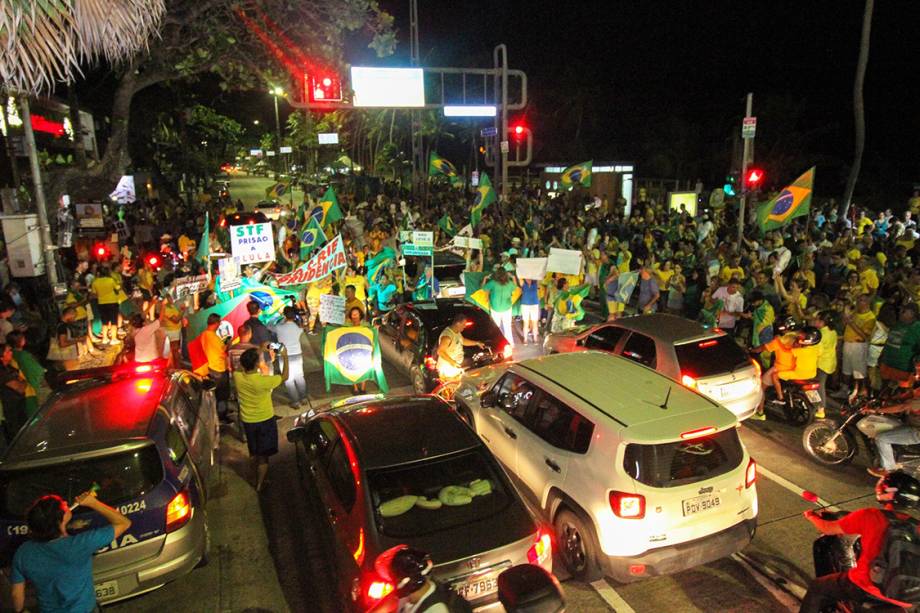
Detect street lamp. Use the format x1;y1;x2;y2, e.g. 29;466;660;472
269;86;284;180
253;119;260;125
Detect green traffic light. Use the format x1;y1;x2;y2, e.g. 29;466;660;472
723;183;736;197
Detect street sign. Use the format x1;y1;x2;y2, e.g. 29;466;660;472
249;149;262;156
500;140;510;154
279;146;293;154
266;150;276;157
412;230;433;247
742;117;757;139
480;126;498;137
402;244;432;256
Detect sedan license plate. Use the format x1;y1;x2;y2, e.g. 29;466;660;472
805;390;822;403
719;381;749;399
682;494;721;516
453;572;499;601
94;580;119;600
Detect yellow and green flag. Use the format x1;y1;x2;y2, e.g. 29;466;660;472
429;151;462;187
322;325;389;392
471;173;496;228
265;181;290;199
560;161;592;189
300;216;327;260
756;167;814;232
309;186;344;228
438;214;457;236
194;212;209;265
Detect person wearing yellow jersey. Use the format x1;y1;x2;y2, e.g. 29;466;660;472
653;260;675;291
811;310;838;418
64;277;99;356
305;276;333;334
234;345;287;492
343;267;368;302
615;243;632;273
720;255;745;284
856;259;879;297
842;294;876;399
137;261;156;320
158;293;185;366
90;266;120;345
856;213;874;237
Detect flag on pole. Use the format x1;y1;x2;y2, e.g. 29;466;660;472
756;167;815;232
560;161;593;189
300;216;327;259
265;182;289;199
471;173;496;228
194;212;209;265
438;214;457;236
308;186;344;228
428;151;462;187
322;325;389;392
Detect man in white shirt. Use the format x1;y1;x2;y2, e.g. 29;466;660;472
129;314;169;364
712;279;745;332
270;307;308;409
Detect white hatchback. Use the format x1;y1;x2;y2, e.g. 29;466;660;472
455;351;758;583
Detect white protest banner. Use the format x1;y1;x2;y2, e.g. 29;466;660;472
547;248;583;275
319;293;346;325
516;257;547;280
451;235;482;250
412;230;433;247
273;234;347;286
230;222;275;264
218;256;241;292
171;274;209;300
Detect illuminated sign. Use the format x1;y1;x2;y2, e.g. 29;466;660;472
350;67;425;108
318;133;339;145
444;105;496;117
31;114;65;137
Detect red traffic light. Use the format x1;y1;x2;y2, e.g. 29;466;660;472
147;254;161;268
510;123;527;141
307;73;342;103
745;168;764;188
93;244;109;260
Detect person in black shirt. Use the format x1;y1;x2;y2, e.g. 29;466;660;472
244;301;276;346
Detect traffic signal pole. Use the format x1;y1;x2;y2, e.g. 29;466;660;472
494;44;509;200
738;92;754;245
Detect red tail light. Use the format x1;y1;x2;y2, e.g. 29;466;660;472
362;575;394;608
698;339;718;348
680;426;717;440
629;564;647;576
609;491;645;519
800;381;820;391
424;356;437;370
135;364;154;373
681;373;697;389
527;529;552;566
745;458;757;488
165;490;192;532
501;344;513;360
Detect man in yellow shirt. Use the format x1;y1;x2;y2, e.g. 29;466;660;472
811;311;839;418
856;258;879;297
200;314;230;421
720;255;745;284
842;294;876;399
90;266;120;345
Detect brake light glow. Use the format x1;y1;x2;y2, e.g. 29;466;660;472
135;378;153;393
681;374;697;389
751;358;762;378
424;356;437;370
746;458;757;488
502;344;513;359
800;382;820;391
135;364;154;373
698;339;718;348
367;580;394;601
527;529;552;566
352;528;365;564
464;320;474;329
165;490;192;532
680;426;717;440
609;491;645;519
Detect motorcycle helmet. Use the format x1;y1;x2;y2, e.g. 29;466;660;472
797;326;822;347
774;316;800;336
374;545;433;598
876;471;920;508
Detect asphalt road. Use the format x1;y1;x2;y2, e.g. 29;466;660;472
223;173;306;209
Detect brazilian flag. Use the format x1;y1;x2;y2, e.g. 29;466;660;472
555;283;591;322
429;151;462;187
756;167;814;233
366;246;396;295
322;325;389;392
438;214;456;236
560;161;592;189
266;182;290;199
300;216;326;260
309;186;344;228
471;173;496;228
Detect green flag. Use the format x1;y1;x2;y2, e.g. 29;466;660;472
471;173;496;228
560;161;592;189
316;185;343;227
299;216;327;260
756;167;815;233
438;214;456;236
429;151;462;187
194;212;209;265
265;181;289;199
294;201;306;226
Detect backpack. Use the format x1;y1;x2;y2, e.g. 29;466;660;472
869;510;920;604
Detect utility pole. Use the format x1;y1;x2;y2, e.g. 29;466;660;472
19;97;58;285
409;0;424;203
494;44;509;200
738;92;754;245
271;87;283;182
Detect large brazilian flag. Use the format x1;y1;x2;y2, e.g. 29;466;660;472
756;167;815;232
322;325;389;392
555;283;591;322
560;161;592;189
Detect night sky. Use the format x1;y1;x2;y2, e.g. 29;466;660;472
365;0;920;203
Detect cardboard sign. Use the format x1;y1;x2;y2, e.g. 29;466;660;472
273;234;347;286
412;231;433;247
516;257;547;281
319;293;346;325
218;256;241;292
547;248;583;275
452;236;482;250
171;274;209;300
230;222;275;264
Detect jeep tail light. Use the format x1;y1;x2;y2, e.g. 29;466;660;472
424;356;438;370
165;490;192;533
609;491;645;519
364;576;394;607
745;458;757;489
680;373;697;389
501;343;513;360
527;529;552;566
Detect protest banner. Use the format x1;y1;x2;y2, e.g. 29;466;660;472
230;222;275;264
171;274;209;300
319;293;346;325
218;256;241;292
273;234;347;287
516;257;547;280
451;235;483;249
546;248;583;275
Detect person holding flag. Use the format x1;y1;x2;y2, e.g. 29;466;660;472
471;174;496;228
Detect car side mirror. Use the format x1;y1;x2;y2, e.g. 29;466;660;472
286;426;305;443
481;390;496;408
200;378;216;392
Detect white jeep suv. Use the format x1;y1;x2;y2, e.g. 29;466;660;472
455;351;758;582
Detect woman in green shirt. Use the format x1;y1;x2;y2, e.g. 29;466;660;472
484;268;517;348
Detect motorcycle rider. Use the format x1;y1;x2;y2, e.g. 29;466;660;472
800;471;920;612
436;314;485;384
371;545;472;613
865;395;920;478
751;317;801;419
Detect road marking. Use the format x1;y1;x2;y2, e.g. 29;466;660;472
590;579;636;613
731;552;805;607
757;464;841;511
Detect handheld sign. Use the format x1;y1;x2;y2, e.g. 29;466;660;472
230;222;275;264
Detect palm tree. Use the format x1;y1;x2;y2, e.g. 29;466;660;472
841;0;875;218
0;0;165;94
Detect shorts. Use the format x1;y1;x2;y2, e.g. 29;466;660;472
97;303;119;325
242;418;279;457
842;341;868;379
521;304;540;322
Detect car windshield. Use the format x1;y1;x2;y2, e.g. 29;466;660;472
674;336;750;378
368;449;512;538
623;429;743;488
0;446;163;516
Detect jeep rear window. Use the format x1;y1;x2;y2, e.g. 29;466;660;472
623;429;743;488
0;446;163;517
674;336;750;379
368;449;511;538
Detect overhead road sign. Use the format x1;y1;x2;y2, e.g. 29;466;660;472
351;67;425;108
444;105;497;117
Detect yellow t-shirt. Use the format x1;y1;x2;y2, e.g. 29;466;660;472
137;267;155;292
161;303;182;332
859;268;879;295
816;327;838;374
843;310;876;343
200;329;227;373
233;371;282;423
91;276;119;305
720;266;745;283
64;291;87;320
782;345;819;380
344;275;368;301
654;268;675;290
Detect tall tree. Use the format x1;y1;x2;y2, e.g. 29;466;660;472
841;0;874;218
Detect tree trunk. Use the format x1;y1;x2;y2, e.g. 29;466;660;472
67;85;87;169
841;0;874;218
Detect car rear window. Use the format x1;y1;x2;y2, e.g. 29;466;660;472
674;336;750;379
0;446;163;517
623;429;743;488
368;449;512;538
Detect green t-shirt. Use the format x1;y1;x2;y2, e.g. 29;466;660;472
880;321;920;372
484;279;515;313
233;371;282;423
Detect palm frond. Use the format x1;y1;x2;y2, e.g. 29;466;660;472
0;0;165;94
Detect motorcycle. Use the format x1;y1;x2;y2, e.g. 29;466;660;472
802;399;920;477
762;377;822;425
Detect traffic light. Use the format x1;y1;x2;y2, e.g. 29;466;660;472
510;123;527;141
723;174;737;197
307;73;342;103
745;168;764;190
146;254;161;269
93;243;110;261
